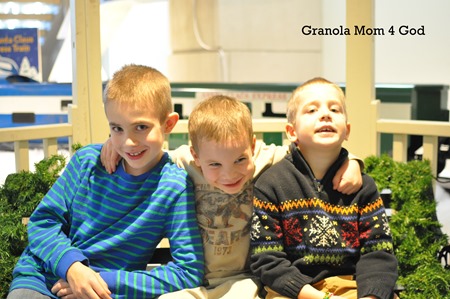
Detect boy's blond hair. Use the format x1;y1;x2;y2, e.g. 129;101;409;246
189;95;253;152
103;64;173;122
287;77;347;124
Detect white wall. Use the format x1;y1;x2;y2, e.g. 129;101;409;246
49;0;450;86
323;0;450;86
169;0;323;83
49;0;170;82
103;1;170;77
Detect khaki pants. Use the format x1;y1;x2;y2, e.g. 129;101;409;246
158;277;262;299
265;275;357;299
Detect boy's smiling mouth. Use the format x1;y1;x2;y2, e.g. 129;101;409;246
126;150;145;159
315;126;336;133
221;177;243;188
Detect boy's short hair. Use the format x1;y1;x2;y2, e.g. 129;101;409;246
188;95;253;152
287;77;347;124
103;64;173;122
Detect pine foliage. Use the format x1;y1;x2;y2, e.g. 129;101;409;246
365;155;450;298
0;143;84;298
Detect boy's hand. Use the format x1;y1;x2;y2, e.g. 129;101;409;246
52;278;76;298
100;138;120;174
65;262;112;299
297;284;347;299
332;158;362;195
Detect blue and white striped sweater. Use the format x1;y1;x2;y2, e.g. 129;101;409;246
10;144;204;298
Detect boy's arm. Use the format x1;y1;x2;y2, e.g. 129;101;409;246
51;172;204;298
97;180;205;298
355;175;398;299
100;138;120;174
105;138;363;195
251;186;313;298
66;262;112;299
332;156;363;194
27;151;113;298
27;152;91;279
100;139;185;174
52;268;111;299
252;141;289;180
253;141;363;194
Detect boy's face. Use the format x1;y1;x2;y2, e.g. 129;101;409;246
191;137;255;194
105;101;178;176
286;84;350;151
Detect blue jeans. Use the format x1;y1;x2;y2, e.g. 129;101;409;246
7;289;52;299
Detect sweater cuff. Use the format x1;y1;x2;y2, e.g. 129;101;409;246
357;274;398;299
56;249;89;280
99;271;116;289
359;287;393;299
282;273;310;298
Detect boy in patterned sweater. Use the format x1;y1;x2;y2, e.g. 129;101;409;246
99;95;364;299
250;78;398;299
7;64;204;299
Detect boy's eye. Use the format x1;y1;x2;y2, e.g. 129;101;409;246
330;105;342;113
306;106;317;113
235;157;247;164
136;125;148;131
208;162;221;168
112;126;123;132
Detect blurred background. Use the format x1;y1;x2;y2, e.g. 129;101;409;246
0;0;449;86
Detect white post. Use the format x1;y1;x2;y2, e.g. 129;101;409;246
345;0;377;159
70;0;108;148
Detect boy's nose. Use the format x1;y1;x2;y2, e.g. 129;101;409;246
125;135;138;146
320;109;332;120
222;168;238;180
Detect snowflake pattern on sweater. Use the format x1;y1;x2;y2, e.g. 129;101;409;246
252;196;392;266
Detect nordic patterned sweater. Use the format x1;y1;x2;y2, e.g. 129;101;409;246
9;144;204;299
250;144;398;299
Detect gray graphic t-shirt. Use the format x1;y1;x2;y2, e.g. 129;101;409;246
195;183;253;282
169;143;288;286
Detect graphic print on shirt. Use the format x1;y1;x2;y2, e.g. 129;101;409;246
196;184;253;256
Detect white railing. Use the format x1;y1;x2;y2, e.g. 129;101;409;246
376;119;450;177
0;123;73;172
1;118;450;178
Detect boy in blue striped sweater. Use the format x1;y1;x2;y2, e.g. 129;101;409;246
7;64;205;299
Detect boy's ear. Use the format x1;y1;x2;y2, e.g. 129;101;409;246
285;123;298;143
251;135;256;155
164;112;179;134
344;122;351;141
190;146;201;167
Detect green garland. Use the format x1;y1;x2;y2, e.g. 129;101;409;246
365;155;450;298
0;144;82;298
0;154;67;298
